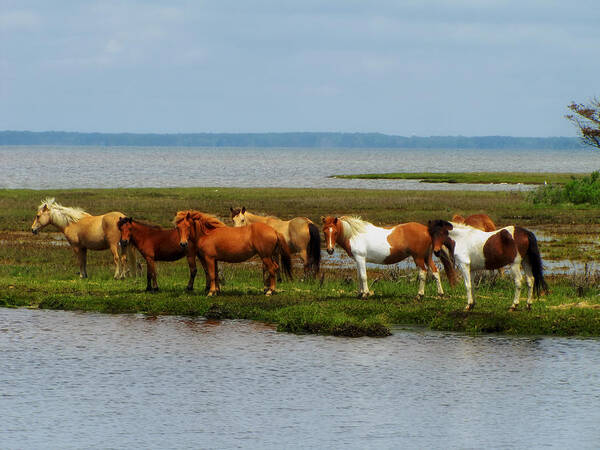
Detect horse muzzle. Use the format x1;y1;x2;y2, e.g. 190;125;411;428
120;239;129;247
32;228;39;235
327;248;334;255
180;241;188;249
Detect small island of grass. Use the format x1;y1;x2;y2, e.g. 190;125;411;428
330;172;582;185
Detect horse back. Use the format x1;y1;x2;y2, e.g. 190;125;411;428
465;214;496;232
66;211;124;249
199;223;277;262
383;222;431;264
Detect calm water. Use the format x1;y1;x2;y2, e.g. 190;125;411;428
1;308;599;449
1;146;597;190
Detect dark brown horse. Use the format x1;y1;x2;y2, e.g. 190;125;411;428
175;210;292;296
428;220;548;311
117;217;198;292
452;213;496;232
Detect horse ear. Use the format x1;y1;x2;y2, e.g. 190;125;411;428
333;217;338;224
230;207;234;213
41;204;49;212
241;206;246;214
321;216;325;223
186;212;191;220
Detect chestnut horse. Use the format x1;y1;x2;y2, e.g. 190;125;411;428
428;220;548;311
31;198;133;279
117;217;198;292
451;214;496;232
322;216;456;299
175;210;292;296
230;207;321;277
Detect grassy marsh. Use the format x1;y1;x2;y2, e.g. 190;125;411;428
1;187;600;337
331;172;582;185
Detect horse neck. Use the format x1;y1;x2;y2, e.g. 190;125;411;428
244;212;269;224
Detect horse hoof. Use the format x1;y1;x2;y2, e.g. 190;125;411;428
186;286;194;292
415;294;424;301
465;304;474;311
207;291;216;297
509;305;518;312
526;304;532;311
265;290;273;296
437;293;446;300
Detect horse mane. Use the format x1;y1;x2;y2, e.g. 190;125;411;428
339;216;370;239
132;219;164;230
174;210;226;228
39;197;91;228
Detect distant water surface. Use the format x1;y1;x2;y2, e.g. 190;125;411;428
1;146;597;190
1;308;599;449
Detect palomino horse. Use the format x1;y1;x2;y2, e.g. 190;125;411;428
451;214;496;232
117;217;198;292
230;207;321;277
175;210;292;296
31;198;132;279
428;220;548;311
322;216;456;299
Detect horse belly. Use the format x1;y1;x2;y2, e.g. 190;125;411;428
482;230;517;269
73;222;110;250
363;235;393;264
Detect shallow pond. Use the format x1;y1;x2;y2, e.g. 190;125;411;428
1;308;599;449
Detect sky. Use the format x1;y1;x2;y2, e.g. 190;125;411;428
1;0;598;136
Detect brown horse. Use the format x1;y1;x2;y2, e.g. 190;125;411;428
175;210;292;296
31;198;133;279
117;217;198;292
428;220;548;311
451;214;496;232
230;207;321;277
322;216;456;299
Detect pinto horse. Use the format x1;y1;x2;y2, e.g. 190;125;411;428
31;198;134;279
428;220;548;311
451;214;496;232
230;207;321;277
175;210;292;296
322;216;456;299
117;217;198;292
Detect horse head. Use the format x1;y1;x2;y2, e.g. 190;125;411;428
321;216;340;255
230;206;247;227
427;220;454;256
31;201;53;234
117;216;134;247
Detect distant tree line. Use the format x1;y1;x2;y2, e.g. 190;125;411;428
0;131;584;149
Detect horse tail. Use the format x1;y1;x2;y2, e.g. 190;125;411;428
438;245;457;287
307;222;321;275
276;232;293;280
519;227;548;296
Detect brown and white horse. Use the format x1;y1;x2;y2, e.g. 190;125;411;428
451;214;496;232
322;216;456;299
31;198;133;279
230;207;321;277
175;210;292;296
428;220;548;311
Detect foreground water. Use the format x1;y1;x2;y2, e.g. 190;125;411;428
2;308;599;449
1;146;596;190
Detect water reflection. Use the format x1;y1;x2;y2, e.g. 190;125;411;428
1;308;599;449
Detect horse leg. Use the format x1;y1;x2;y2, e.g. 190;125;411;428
110;243;122;279
522;260;535;310
144;257;158;292
459;263;474;310
413;257;428;300
205;257;219;296
262;257;278;295
73;247;87;278
214;260;221;293
299;248;311;280
508;263;523;311
427;255;444;297
186;253;197;291
197;256;210;292
354;256;370;298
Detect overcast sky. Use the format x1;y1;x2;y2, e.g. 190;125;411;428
1;0;598;136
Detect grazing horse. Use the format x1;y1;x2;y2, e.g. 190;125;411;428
117;217;198;292
428;220;548;311
175;210;292;296
322;216;456;299
230;207;321;277
31;198;132;279
452;214;496;232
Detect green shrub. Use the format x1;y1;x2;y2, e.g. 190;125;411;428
531;171;600;205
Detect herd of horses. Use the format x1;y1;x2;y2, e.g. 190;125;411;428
31;198;548;311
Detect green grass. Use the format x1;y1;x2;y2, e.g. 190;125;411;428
331;172;582;185
2;187;600;337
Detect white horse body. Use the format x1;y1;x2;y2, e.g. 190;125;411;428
325;217;444;299
447;222;533;310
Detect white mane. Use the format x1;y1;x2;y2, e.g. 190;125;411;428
339;216;370;239
39;198;90;228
